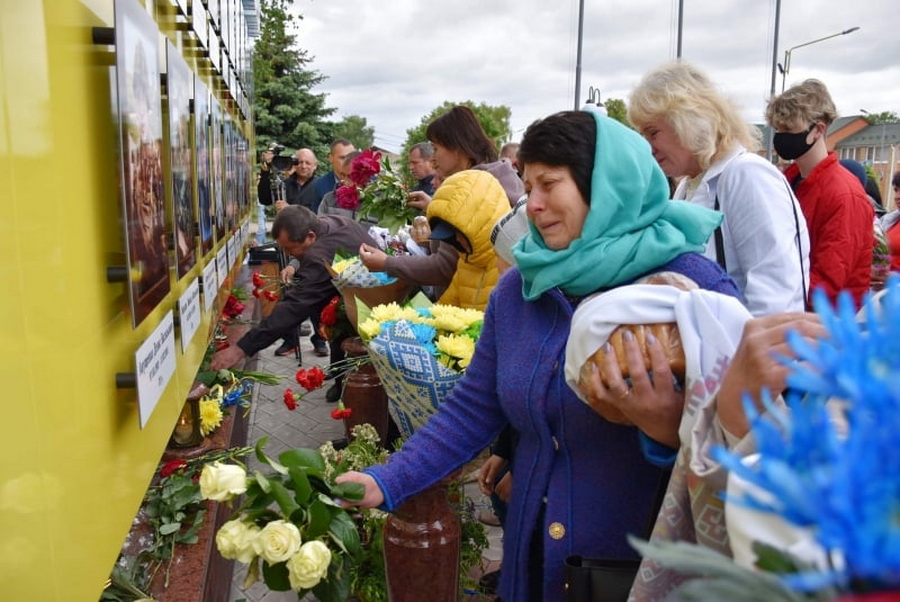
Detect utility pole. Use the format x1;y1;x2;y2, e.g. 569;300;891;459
574;0;585;110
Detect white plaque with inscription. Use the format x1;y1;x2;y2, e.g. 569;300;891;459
216;245;228;285
135;311;177;429
202;260;218;313
178;278;202;354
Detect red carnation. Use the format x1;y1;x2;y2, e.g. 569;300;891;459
330;408;343;420
296;369;311;390
306;366;326;390
252;271;264;287
160;459;188;479
341;408;352;419
264;290;279;301
320;296;339;327
252;288;261;298
283;389;298;411
335;185;360;210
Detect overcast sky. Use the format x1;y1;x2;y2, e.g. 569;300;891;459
288;0;899;153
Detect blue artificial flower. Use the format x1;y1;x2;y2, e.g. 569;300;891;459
408;322;438;354
370;271;396;285
714;278;900;592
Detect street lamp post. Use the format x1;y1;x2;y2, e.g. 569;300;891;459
779;27;860;93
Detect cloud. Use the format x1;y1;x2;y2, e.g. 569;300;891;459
289;0;899;152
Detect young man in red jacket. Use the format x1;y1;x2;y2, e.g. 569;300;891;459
767;79;873;308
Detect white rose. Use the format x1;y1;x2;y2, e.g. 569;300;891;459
252;520;302;564
215;519;260;564
286;540;332;590
199;462;248;502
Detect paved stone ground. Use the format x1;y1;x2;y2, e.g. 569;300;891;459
228;321;502;602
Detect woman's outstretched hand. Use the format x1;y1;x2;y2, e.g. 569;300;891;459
334;471;385;508
359;243;388;272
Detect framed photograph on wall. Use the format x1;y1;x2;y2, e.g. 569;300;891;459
210;96;225;241
113;0;170;328
237;130;248;218
207;0;220;34
190;2;208;51
194;75;213;256
224;114;237;232
165;42;196;279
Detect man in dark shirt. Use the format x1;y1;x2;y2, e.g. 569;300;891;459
408;142;436;196
211;206;378;399
314;139;356;212
279;148;320;212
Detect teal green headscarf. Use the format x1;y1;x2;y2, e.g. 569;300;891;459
514;111;722;301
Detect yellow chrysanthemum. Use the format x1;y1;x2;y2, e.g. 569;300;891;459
199;399;223;436
429;305;484;333
331;257;358;275
369;302;419;323
358;318;383;342
435;333;476;370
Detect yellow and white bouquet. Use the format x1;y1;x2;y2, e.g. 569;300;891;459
359;300;484;437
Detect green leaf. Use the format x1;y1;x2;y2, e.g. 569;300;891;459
355;297;373;329
305;499;332;539
269;480;301;517
752;541;803;574
158;522;182;535
196;370;218;387
312;556;352;602
407;291;433;309
279;448;326;472
628;536;804;601
328;512;361;557
288;466;313;505
261;560;292;591
329;480;364;502
255;437;288;475
254;470;272;494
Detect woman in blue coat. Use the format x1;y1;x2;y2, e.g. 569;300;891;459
338;111;741;601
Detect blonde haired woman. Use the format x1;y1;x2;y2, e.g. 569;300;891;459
629;60;810;316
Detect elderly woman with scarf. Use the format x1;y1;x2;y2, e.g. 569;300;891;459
338;111;741;601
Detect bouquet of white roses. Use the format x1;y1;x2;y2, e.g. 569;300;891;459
357;300;484;438
199;438;368;602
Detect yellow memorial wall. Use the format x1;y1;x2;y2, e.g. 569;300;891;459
0;0;255;598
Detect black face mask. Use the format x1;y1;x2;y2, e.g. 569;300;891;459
773;125;816;161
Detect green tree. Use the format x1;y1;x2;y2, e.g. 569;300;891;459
252;0;335;160
604;98;633;129
399;101;513;172
333;114;375;149
864;110;900;124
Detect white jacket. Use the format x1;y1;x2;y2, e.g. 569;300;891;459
675;147;810;316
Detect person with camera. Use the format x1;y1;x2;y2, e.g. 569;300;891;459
257;146;282;244
277;148;320;212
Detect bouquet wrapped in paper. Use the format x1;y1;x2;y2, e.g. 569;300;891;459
325;255;411;330
358;300;484;438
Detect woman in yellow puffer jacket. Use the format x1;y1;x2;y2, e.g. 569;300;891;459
426;169;510;310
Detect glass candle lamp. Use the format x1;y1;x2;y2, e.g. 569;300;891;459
170;397;203;447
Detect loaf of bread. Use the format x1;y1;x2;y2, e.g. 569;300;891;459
575;272;695;424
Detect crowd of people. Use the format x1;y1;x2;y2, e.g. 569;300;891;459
211;61;899;602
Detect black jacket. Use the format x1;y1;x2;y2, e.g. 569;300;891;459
237;215;377;356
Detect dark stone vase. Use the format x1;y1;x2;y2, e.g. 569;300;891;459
340;337;390;443
383;481;461;602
